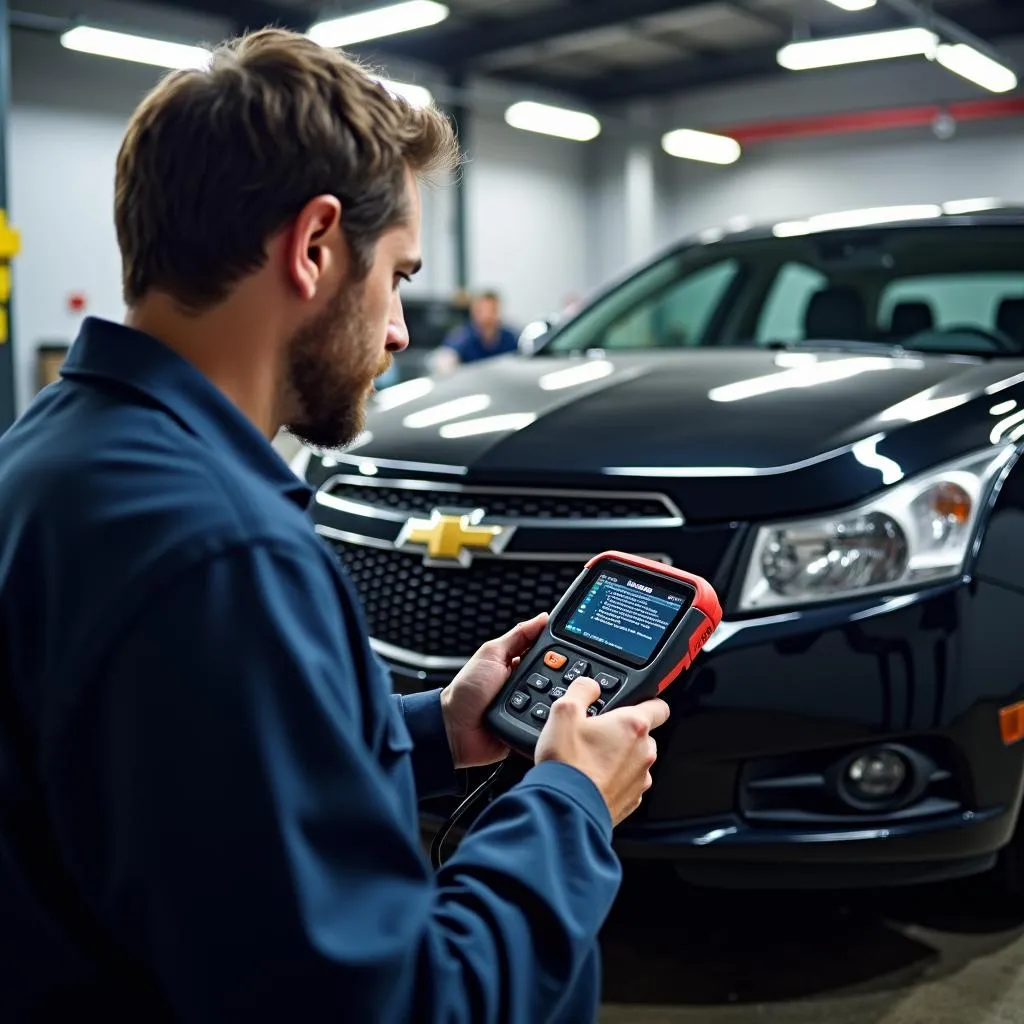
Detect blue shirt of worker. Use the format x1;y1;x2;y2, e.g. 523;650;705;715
442;320;519;363
0;317;621;1021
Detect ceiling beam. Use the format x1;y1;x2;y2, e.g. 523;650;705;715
377;0;720;66
154;0;313;35
576;1;1024;103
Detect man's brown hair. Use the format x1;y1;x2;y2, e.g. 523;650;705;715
114;28;460;311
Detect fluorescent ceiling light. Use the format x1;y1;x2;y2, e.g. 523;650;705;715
773;204;942;236
662;128;741;165
308;1;449;48
934;43;1017;94
824;0;877;10
778;27;937;71
60;25;211;69
371;76;433;108
504;101;601;142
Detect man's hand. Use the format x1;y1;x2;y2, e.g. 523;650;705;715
440;613;548;769
535;677;670;826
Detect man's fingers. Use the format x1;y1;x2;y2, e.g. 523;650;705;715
493;613;548;659
556;676;601;712
637;697;671;731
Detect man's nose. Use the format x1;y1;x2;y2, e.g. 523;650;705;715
386;295;410;353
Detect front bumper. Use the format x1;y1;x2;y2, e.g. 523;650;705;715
395;578;1024;888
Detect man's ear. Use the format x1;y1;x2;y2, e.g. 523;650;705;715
287;194;344;302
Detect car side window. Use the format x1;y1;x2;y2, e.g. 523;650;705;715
600;258;739;350
754;262;829;344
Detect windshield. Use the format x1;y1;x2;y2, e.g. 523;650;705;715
540;224;1024;357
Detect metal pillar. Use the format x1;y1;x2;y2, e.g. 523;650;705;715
447;73;469;292
0;0;18;432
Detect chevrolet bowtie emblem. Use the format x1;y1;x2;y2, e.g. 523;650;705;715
395;509;514;567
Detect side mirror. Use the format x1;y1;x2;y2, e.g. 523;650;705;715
518;319;551;356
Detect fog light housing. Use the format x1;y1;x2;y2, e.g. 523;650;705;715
836;746;918;811
848;749;906;798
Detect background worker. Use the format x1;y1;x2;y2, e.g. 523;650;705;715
430;288;520;373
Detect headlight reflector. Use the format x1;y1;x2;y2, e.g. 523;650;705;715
739;445;1014;611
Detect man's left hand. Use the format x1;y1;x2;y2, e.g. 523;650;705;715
440;613;548;769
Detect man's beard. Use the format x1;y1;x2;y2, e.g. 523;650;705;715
284;278;391;450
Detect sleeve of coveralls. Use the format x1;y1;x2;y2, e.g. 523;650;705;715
63;537;622;1024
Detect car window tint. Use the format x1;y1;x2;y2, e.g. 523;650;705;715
755;262;829;344
879;274;1024;333
600;259;740;350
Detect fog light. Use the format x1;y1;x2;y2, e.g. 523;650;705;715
846;749;907;800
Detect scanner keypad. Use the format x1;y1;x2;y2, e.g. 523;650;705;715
507;647;628;729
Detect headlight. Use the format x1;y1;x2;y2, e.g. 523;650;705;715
738;445;1016;612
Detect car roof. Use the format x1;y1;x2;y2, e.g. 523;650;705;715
692;202;1024;247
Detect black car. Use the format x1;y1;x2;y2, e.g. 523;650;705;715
297;205;1024;895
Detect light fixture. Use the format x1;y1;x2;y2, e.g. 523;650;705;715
504;101;601;142
824;0;876;10
777;27;937;71
661;128;741;165
371;76;434;108
934;43;1018;94
60;25;211;69
308;1;449;48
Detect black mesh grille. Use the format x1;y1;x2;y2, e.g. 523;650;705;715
325;482;672;521
330;541;584;658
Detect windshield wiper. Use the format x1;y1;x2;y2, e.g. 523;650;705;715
762;338;908;356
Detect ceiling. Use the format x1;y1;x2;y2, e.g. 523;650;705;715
21;0;1024;106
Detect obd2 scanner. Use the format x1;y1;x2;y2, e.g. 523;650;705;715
431;551;722;868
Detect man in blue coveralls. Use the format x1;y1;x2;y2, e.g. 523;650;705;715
432;290;520;374
0;28;669;1023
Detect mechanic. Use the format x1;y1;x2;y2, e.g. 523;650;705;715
0;28;668;1023
431;288;520;373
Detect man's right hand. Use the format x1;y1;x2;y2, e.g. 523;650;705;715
534;677;670;826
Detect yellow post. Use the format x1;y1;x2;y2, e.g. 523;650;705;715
0;209;20;345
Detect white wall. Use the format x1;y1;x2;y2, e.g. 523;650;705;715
465;114;588;325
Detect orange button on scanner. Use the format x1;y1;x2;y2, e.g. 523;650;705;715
544;651;568;671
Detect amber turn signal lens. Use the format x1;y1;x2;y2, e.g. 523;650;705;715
931;482;971;524
1000;702;1024;746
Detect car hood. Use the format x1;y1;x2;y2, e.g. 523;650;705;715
336;348;1024;521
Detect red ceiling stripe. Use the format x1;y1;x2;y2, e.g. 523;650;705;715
716;96;1024;145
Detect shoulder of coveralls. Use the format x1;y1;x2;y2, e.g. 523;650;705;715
0;384;333;671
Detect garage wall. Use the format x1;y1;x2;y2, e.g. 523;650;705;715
6;18;591;414
465;113;589;325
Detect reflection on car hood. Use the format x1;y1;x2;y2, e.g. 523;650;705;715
332;349;1024;521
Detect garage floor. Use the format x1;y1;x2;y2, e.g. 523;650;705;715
599;864;1024;1023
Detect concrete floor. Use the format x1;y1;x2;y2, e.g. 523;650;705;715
599;864;1024;1023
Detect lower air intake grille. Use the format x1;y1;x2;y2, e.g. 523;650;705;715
330;541;584;659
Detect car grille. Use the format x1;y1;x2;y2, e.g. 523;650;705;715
330;541;586;659
323;479;677;522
